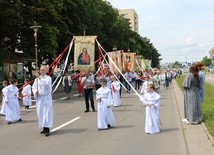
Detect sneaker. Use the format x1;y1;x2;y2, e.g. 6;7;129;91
182;119;190;124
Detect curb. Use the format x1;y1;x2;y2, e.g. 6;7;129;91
173;80;214;148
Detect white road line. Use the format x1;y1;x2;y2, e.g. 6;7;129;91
73;94;80;96
50;117;81;133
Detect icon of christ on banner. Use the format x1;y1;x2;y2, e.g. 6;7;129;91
74;36;96;71
78;47;91;65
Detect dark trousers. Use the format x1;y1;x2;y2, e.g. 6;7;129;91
84;88;95;110
125;81;131;92
135;79;141;90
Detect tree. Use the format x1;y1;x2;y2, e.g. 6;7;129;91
202;56;212;67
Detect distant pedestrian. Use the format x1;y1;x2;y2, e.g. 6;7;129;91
5;79;22;124
96;79;116;130
141;82;161;134
81;71;95;112
76;70;84;97
21;78;32;109
182;64;203;125
62;71;72;99
195;62;206;104
32;65;53;136
0;81;8;116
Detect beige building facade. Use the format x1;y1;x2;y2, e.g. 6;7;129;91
119;9;139;33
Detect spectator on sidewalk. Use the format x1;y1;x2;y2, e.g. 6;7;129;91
195;61;206;104
182;64;203;125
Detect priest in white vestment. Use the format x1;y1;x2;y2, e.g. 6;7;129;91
141;83;161;134
111;76;121;107
96;79;116;130
32;65;53;137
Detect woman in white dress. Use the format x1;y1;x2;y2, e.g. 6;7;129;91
96;79;116;130
141;82;161;134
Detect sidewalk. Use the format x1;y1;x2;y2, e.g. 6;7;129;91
172;81;214;155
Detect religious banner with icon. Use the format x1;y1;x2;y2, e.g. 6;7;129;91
144;59;152;70
107;50;123;73
73;36;97;71
122;52;136;71
134;55;143;71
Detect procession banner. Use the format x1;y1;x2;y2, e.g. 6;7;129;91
122;52;136;71
144;59;152;70
73;36;97;71
134;55;143;71
107;50;122;73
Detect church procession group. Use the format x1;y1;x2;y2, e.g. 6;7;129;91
0;36;182;137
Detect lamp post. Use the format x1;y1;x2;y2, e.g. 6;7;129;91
30;22;41;73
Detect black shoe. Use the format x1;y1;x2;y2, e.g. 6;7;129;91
40;130;45;134
85;110;89;113
17;118;22;122
45;132;50;137
107;124;111;128
7;121;12;125
93;109;96;112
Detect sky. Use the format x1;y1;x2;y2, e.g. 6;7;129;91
107;0;214;64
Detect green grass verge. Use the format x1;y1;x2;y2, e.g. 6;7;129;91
176;75;214;137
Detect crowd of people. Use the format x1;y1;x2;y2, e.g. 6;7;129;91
0;62;205;136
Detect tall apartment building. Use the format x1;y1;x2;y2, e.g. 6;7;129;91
119;9;139;33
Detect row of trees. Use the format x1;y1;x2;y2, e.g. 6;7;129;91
0;0;161;67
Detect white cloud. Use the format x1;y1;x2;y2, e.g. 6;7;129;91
107;0;214;64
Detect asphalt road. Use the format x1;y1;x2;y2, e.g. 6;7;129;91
0;80;213;155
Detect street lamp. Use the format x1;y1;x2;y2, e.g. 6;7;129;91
30;22;41;73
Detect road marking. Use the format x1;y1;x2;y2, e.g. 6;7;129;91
50;117;81;133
